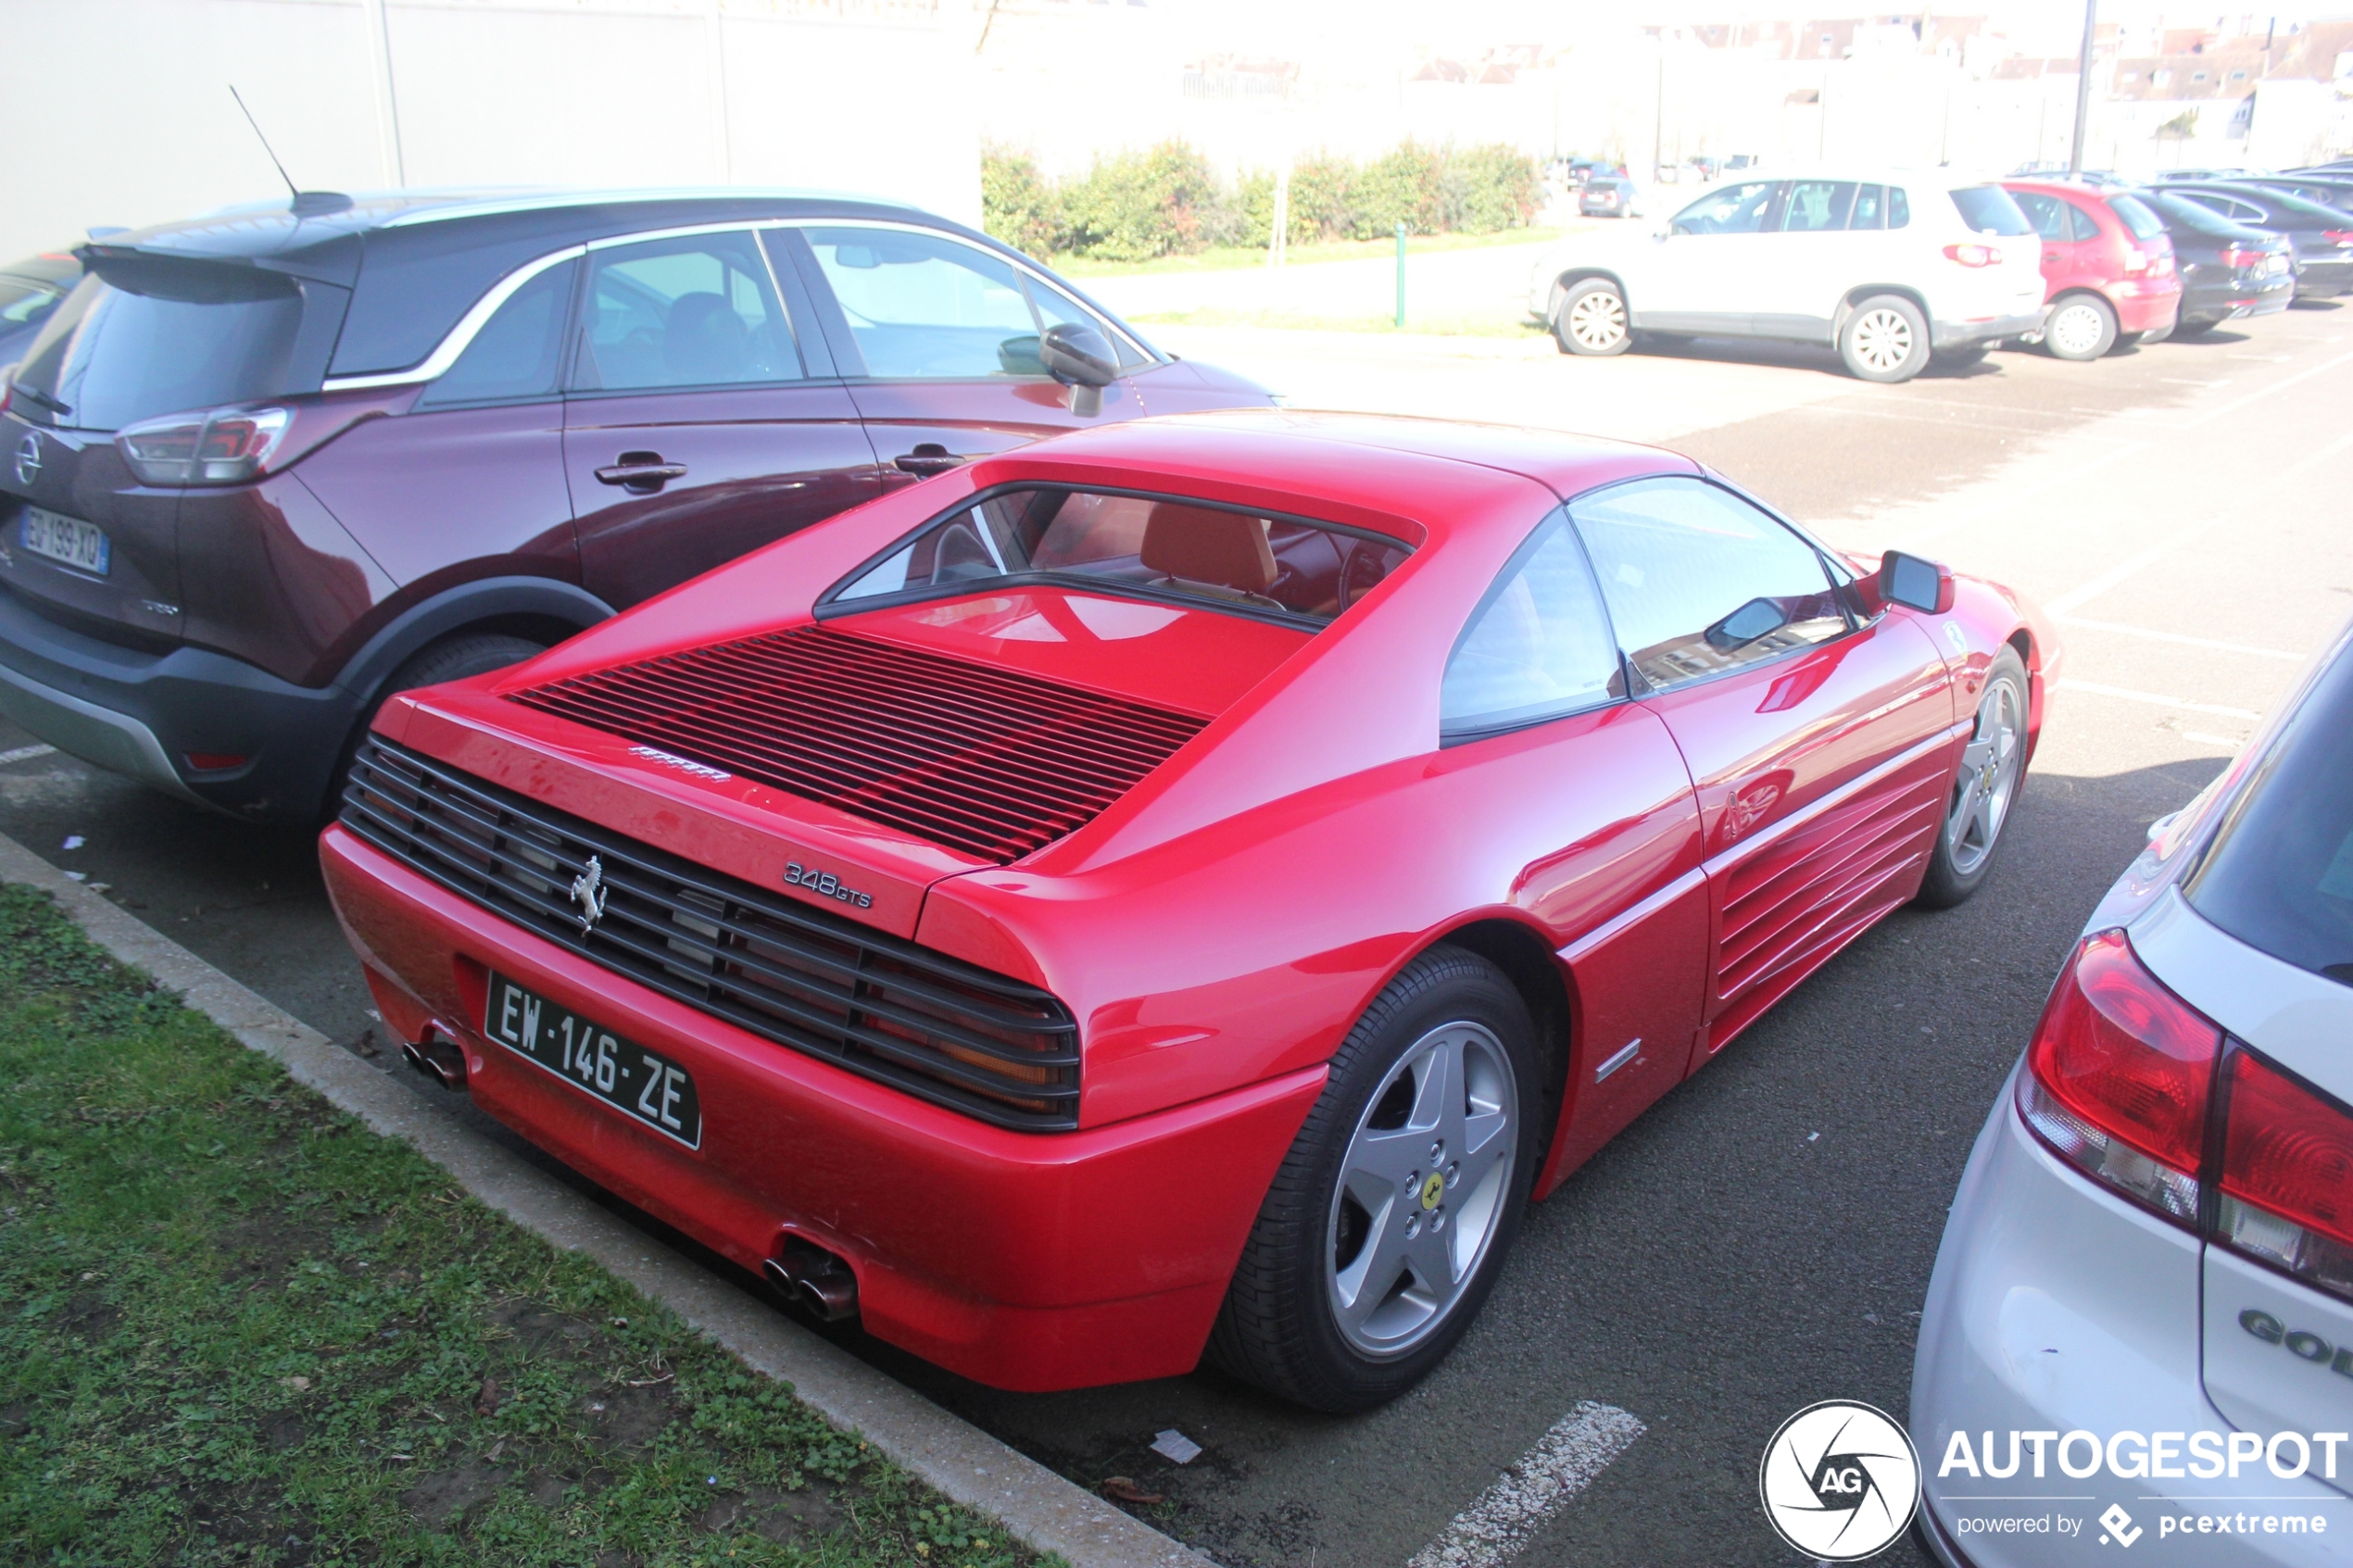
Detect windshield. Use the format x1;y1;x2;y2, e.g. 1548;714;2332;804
2183;642;2353;988
1948;185;2034;236
2108;194;2168;241
10;267;305;432
830;487;1412;626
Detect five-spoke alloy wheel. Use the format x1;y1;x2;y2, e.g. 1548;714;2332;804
1919;645;2031;907
1208;948;1541;1411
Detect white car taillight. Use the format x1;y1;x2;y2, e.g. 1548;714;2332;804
2218;1050;2353;1303
117;407;290;486
1942;243;2002;268
2018;929;2220;1224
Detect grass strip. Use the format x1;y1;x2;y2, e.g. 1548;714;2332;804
0;883;1044;1568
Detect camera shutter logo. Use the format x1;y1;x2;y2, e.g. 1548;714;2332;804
1758;1399;1920;1561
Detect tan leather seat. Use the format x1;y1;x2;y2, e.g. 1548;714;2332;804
1139;503;1277;596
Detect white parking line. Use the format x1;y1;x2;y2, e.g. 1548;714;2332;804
2054;678;2264;721
2042;430;2353;616
1887;439;2153;551
2054;617;2308;662
1405;1402;1646;1568
0;744;57;766
2183;349;2353;427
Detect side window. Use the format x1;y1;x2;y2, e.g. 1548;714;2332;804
2064;202;2102;241
1569;478;1849;693
1781;181;1856;232
1670;182;1777;235
803;226;1065;380
2012;191;2068;241
419;258;574;409
1441;509;1623;738
1026;275;1150;370
1848;184;1889;231
1887;186;1912;229
572;232;800;393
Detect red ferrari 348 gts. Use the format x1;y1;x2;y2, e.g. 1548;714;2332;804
321;412;2056;1411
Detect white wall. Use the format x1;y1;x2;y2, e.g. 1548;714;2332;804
0;0;978;265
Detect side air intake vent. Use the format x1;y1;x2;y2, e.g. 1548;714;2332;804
508;626;1209;864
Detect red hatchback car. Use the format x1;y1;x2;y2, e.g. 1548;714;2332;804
2002;181;2183;358
321;413;2057;1411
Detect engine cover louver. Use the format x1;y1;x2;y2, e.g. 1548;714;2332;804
508;626;1210;865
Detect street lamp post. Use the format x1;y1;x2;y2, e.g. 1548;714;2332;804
2069;0;2097;175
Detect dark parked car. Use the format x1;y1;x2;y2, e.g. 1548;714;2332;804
0;252;78;370
2243;175;2353;218
1578;177;1642;218
0;190;1270;823
2159;182;2353;296
2138;191;2296;334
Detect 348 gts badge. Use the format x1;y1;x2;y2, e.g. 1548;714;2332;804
784;861;873;909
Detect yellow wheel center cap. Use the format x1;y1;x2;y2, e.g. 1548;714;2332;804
1420;1173;1445;1210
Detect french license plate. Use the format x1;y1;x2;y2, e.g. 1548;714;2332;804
484;972;701;1148
19;506;109;575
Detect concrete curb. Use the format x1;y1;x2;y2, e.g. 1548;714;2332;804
0;831;1199;1568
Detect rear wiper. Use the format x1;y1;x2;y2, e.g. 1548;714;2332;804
6;381;68;418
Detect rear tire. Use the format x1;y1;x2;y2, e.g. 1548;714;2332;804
2043;293;2119;360
1839;295;1931;383
1205;947;1541;1412
1553;279;1632;357
322;632;548;822
1917;646;2030;909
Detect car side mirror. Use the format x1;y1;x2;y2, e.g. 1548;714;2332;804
1705;596;1790;650
1879;550;1956;614
1039;322;1118;417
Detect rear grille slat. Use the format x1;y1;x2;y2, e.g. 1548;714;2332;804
507;626;1211;863
340;740;1081;1131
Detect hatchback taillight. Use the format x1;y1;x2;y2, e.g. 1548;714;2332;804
1943;243;2003;268
2218;1052;2353;1301
2220;245;2268;270
2019;929;2220;1223
2325;230;2353;249
116;407;289;486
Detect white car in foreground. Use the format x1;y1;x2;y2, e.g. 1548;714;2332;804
1911;614;2353;1565
1526;169;2048;382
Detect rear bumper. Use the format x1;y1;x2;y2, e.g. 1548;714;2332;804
319;823;1324;1392
2294;255;2353;296
2115;282;2184;334
1933;308;2047;349
0;583;357;821
2182;274;2297;320
1911;1066;2351;1565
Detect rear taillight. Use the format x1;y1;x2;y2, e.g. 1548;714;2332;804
2219;1052;2353;1301
2325;230;2353;248
2220;245;2267;270
116;407;289;486
1943;243;2002;267
2019;929;2220;1223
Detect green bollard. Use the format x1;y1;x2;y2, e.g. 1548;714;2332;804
1394;222;1406;328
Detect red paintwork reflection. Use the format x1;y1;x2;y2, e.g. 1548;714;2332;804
323;413;2048;1392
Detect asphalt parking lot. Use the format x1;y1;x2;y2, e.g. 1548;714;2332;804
4;303;2348;1566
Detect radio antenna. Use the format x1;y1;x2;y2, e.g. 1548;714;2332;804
229;83;300;202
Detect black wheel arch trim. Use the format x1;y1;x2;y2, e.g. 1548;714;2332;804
333;574;614;707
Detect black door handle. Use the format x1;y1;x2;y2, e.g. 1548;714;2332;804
892;444;966;477
596;452;688;493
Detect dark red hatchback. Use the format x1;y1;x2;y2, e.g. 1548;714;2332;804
0;190;1269;822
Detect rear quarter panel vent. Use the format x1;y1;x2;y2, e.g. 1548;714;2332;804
509;626;1209;864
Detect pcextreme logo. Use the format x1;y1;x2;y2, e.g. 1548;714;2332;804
1759;1400;1922;1561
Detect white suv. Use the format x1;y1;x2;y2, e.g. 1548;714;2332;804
1526;169;2048;383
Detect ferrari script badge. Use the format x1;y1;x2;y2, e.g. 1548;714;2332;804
570;855;610;935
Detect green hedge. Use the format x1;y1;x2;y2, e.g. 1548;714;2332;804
984;139;1541;262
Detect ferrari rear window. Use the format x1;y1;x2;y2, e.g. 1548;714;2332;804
826;487;1412;627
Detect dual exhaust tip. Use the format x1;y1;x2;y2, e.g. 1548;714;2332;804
396;1031;858;1324
400;1035;468;1091
764;1239;860;1322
